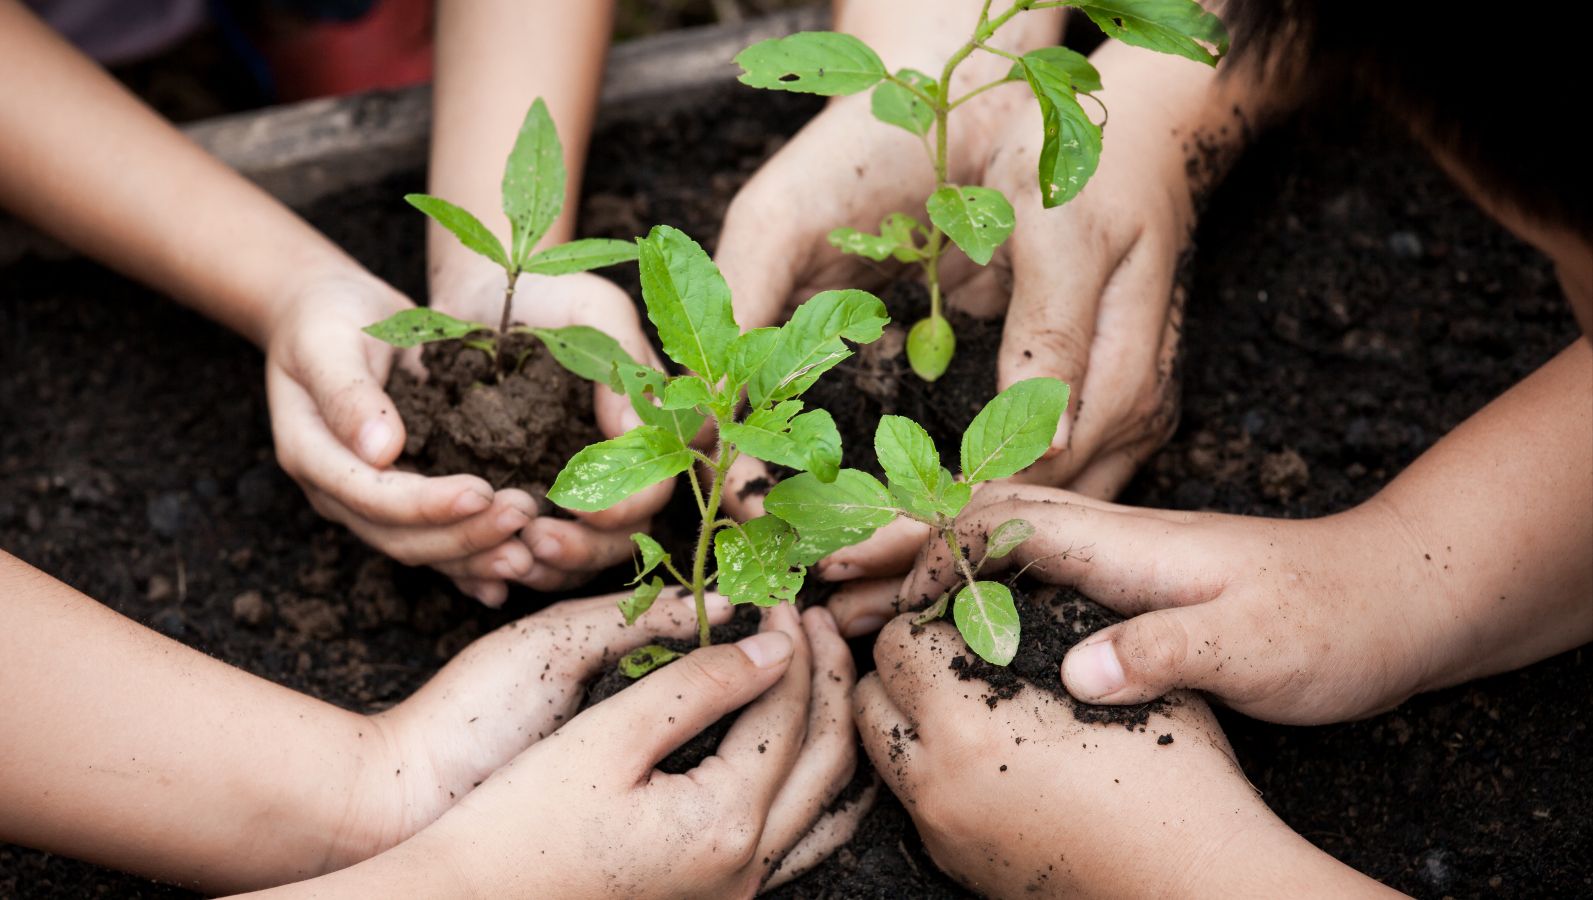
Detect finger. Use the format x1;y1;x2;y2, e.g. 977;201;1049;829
569;477;672;530
288;323;407;467
432;541;535;583
534;589;736;681
270;368;495;526
573;626;795;781
827;577;904;638
869;615;969;731
449;576;508;609
762;779;878;891
525;516;646;576
757;609;858;862
1064;445;1145;501
307;489;533;567
815;515;930;581
1061;603;1235;706
721;454;774;521
853;672;919;802
711;605;813;813
716;172;813;330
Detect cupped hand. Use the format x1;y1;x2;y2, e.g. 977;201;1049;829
386;604;862;898
882;483;1442;726
431;262;674;596
266;272;540;605
853;612;1393;897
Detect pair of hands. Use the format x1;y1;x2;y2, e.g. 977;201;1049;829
331;592;861;897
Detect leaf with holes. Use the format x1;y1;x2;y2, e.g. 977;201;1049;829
619;576;665;626
1005;46;1102;93
529;325;635;391
363;308;488;348
615;362;706;448
629;533;668;584
871;68;936;136
1073;0;1229;66
619;643;683;678
715;516;803;607
954;580;1020;665
404;194;508;270
960;378;1069;483
735;31;886;96
548;426;691;511
926;185;1015;266
1020;54;1103;208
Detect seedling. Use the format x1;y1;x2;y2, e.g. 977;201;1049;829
542;225;890;674
362;99;640;363
736;0;1227;380
765;378;1068;666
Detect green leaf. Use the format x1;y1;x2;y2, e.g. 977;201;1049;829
906;315;955;381
954;580;1020;666
619;576;665;626
404;194;509;270
735;31;887;96
926;185;1015;266
660;376;713;411
522;238;639;276
790;410;842;483
727;327;780;392
871;68;936;136
960;378;1070;484
828;227;901;262
1005;46;1102;93
765;469;896;559
875;415;941;501
723;403;842;483
1073;0;1229;66
984;518;1035;561
748;289;888;407
619;643;683;678
362;308;489;348
615;362;707;447
879;213;925;261
1020;56;1103;208
637;226;739;384
629;533;668;584
502;98;566;266
715;516;804;607
548;426;691;512
529;325;636;390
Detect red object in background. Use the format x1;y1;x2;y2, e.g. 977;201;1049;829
262;0;434;101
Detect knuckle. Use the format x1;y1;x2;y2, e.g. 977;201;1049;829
1120;614;1191;684
674;652;741;697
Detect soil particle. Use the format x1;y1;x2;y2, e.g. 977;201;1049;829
231;590;270;627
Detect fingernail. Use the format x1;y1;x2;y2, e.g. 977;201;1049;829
451;489;491;517
497;508;529;532
531;535;560;561
357;420;393;463
1063;638;1125;700
737;631;794;668
843;614;887;637
493;556;521;579
807;608;839;634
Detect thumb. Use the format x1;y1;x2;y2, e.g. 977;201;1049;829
716;184;805;330
1061;604;1227;705
298;339;405;467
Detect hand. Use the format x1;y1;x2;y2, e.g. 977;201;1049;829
349;604;862;898
266;272;540;604
853;612;1394;897
430;262;674;595
889;484;1442;725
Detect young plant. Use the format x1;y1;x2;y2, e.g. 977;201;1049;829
735;0;1227;380
361;99;640;361
765;378;1068;666
541;225;889;675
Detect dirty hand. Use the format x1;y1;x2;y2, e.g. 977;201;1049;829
853;612;1394;897
430;262;674;599
883;484;1437;725
266;272;542;605
342;605;862;898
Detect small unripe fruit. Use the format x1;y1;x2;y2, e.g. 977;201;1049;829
907;315;955;381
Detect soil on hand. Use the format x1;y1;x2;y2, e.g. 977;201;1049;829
946;580;1169;730
386;331;600;502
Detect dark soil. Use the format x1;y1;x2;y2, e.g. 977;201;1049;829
387;332;599;503
1;65;1587;900
945;579;1169;730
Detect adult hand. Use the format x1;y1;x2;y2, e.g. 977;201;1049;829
266;272;540;606
853;611;1396;897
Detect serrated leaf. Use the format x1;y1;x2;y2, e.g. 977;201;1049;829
879;213;925;261
615;362;706;447
735;31;886;96
628;533;668;584
748;289;888;407
765;469;896;555
960;378;1070;484
723;403;842;483
362;308;489;348
927;185;1014;266
502;98;566;266
619;643;683;678
1074;0;1229;66
1005;46;1102;93
727;327;780;392
619;576;664;626
529;325;636;391
984;518;1035;561
871;68;936;136
1021;56;1103;208
660;376;713;411
522;238;639;276
548;426;691;511
637;226;738;384
715;516;803;607
790;410;842;483
907;315;955;382
404;194;509;270
875;415;941;502
954;580;1019;665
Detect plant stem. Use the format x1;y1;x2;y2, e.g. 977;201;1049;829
944;525;982;595
688;445;732;647
499;269;518;335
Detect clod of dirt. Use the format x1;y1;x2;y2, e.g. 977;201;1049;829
387;330;600;505
231;590;270;627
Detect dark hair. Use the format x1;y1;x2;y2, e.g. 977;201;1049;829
1221;0;1592;237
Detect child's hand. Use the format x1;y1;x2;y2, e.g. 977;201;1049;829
329;604;862;898
265;273;540;604
429;264;674;595
853;613;1393;897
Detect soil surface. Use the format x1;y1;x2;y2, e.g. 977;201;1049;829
387;332;599;502
1;72;1587;900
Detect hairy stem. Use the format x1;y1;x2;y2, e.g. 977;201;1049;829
688;443;732;647
498;269;518;335
944;525;982;595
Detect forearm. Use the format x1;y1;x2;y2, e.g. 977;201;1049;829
428;0;614;294
0;551;393;893
0;1;371;346
1344;340;1593;689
